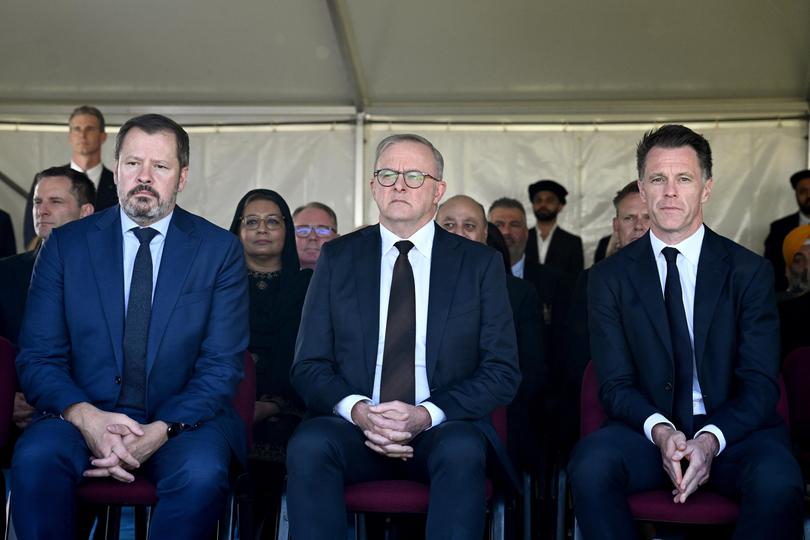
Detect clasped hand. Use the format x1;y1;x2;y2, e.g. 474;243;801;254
64;403;167;483
652;424;719;503
351;400;431;460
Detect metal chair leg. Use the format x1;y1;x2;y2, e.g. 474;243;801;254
490;492;506;540
522;472;532;540
555;468;568;540
276;492;289;540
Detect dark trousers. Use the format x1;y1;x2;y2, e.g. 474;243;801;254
11;415;232;540
567;422;803;540
286;417;488;540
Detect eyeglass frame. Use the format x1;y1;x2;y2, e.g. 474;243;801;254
373;168;441;189
240;214;285;231
294;224;337;238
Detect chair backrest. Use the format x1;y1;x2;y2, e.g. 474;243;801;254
782;347;810;443
580;360;791;438
579;362;606;438
0;336;15;447
232;351;257;449
491;405;508;444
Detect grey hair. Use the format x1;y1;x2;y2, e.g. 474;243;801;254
373;134;444;179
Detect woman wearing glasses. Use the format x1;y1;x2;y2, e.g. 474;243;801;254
229;188;312;538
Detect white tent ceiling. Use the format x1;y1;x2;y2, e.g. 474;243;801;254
0;0;808;124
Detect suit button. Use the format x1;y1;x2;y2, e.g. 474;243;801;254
664;382;673;391
114;376;122;384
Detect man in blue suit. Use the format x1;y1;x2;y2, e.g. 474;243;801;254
568;125;803;539
287;134;520;539
12;114;249;540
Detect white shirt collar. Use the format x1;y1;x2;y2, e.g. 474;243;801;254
70;160;104;184
379;220;435;260
800;211;810;226
649;224;705;266
120;208;173;238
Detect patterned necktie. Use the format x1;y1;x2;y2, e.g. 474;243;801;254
380;240;416;404
662;247;694;436
118;227;158;410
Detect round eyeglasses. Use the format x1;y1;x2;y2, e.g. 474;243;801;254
373;169;440;189
295;225;336;238
241;214;284;231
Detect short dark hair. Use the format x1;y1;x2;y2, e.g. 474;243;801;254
34;165;96;207
69;105;105;132
636;124;712;181
115;114;190;169
790;169;810;190
612;181;640;212
488;197;526;220
293;201;338;229
374;134;444;180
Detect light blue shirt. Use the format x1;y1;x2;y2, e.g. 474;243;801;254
511;253;526;279
334;219;446;428
643;225;727;454
120;209;173;310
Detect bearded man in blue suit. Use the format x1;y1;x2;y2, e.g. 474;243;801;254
11;114;249;540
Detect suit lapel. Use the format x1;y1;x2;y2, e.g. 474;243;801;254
354;226;382;390
146;208;201;376
426;225;462;380
693;227;728;372
87;210;126;372
627;234;673;357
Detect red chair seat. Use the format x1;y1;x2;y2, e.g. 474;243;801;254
344;479;494;514
76;476;158;506
628;490;739;524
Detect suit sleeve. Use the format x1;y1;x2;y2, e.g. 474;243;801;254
587;264;661;431
290;244;361;414
427;251;522;420
152;235;249;425
17;231;92;413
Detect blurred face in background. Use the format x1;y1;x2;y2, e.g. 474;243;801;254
437;196;487;244
613;192;651;249
294;206;337;270
240;198;286;267
33;176;93;238
489;206;528;265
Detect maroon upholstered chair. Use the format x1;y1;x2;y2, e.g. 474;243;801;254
782;347;810;484
0;336;17;534
561;361;789;540
72;350;256;540
276;407;510;540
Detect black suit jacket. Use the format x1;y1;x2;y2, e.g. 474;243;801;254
0;250;36;344
526;225;584;277
764;212;801;292
0;210;16;258
291;223;521;482
23;165;117;246
588;227;782;446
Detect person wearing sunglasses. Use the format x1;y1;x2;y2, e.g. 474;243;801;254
292;202;338;270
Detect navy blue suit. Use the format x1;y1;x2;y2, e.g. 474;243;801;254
287;223;520;539
568;228;803;539
11;206;249;539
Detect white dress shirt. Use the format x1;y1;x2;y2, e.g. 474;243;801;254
511;253;526;278
643;225;727;454
121;209;172;309
535;224;556;264
71;160;104;188
334;220;446;428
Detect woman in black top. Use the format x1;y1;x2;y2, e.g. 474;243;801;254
229;189;312;537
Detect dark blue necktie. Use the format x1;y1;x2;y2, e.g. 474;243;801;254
118;227;158;410
662;247;694;436
380;240;416;404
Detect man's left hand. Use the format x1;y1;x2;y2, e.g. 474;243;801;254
85;421;169;479
671;432;719;503
362;401;431;459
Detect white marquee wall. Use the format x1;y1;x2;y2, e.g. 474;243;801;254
1;118;806;264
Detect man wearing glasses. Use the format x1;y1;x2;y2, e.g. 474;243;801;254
292;202;338;270
287;133;520;539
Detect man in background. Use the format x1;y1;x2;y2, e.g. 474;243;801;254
23;105;117;245
293;201;338;270
764;169;810;291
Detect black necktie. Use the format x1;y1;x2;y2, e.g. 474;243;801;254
380;240;416;404
662;247;694;436
119;227;159;410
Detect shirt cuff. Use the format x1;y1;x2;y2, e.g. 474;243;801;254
418;401;446;429
643;413;675;444
695;424;726;455
334;394;370;424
